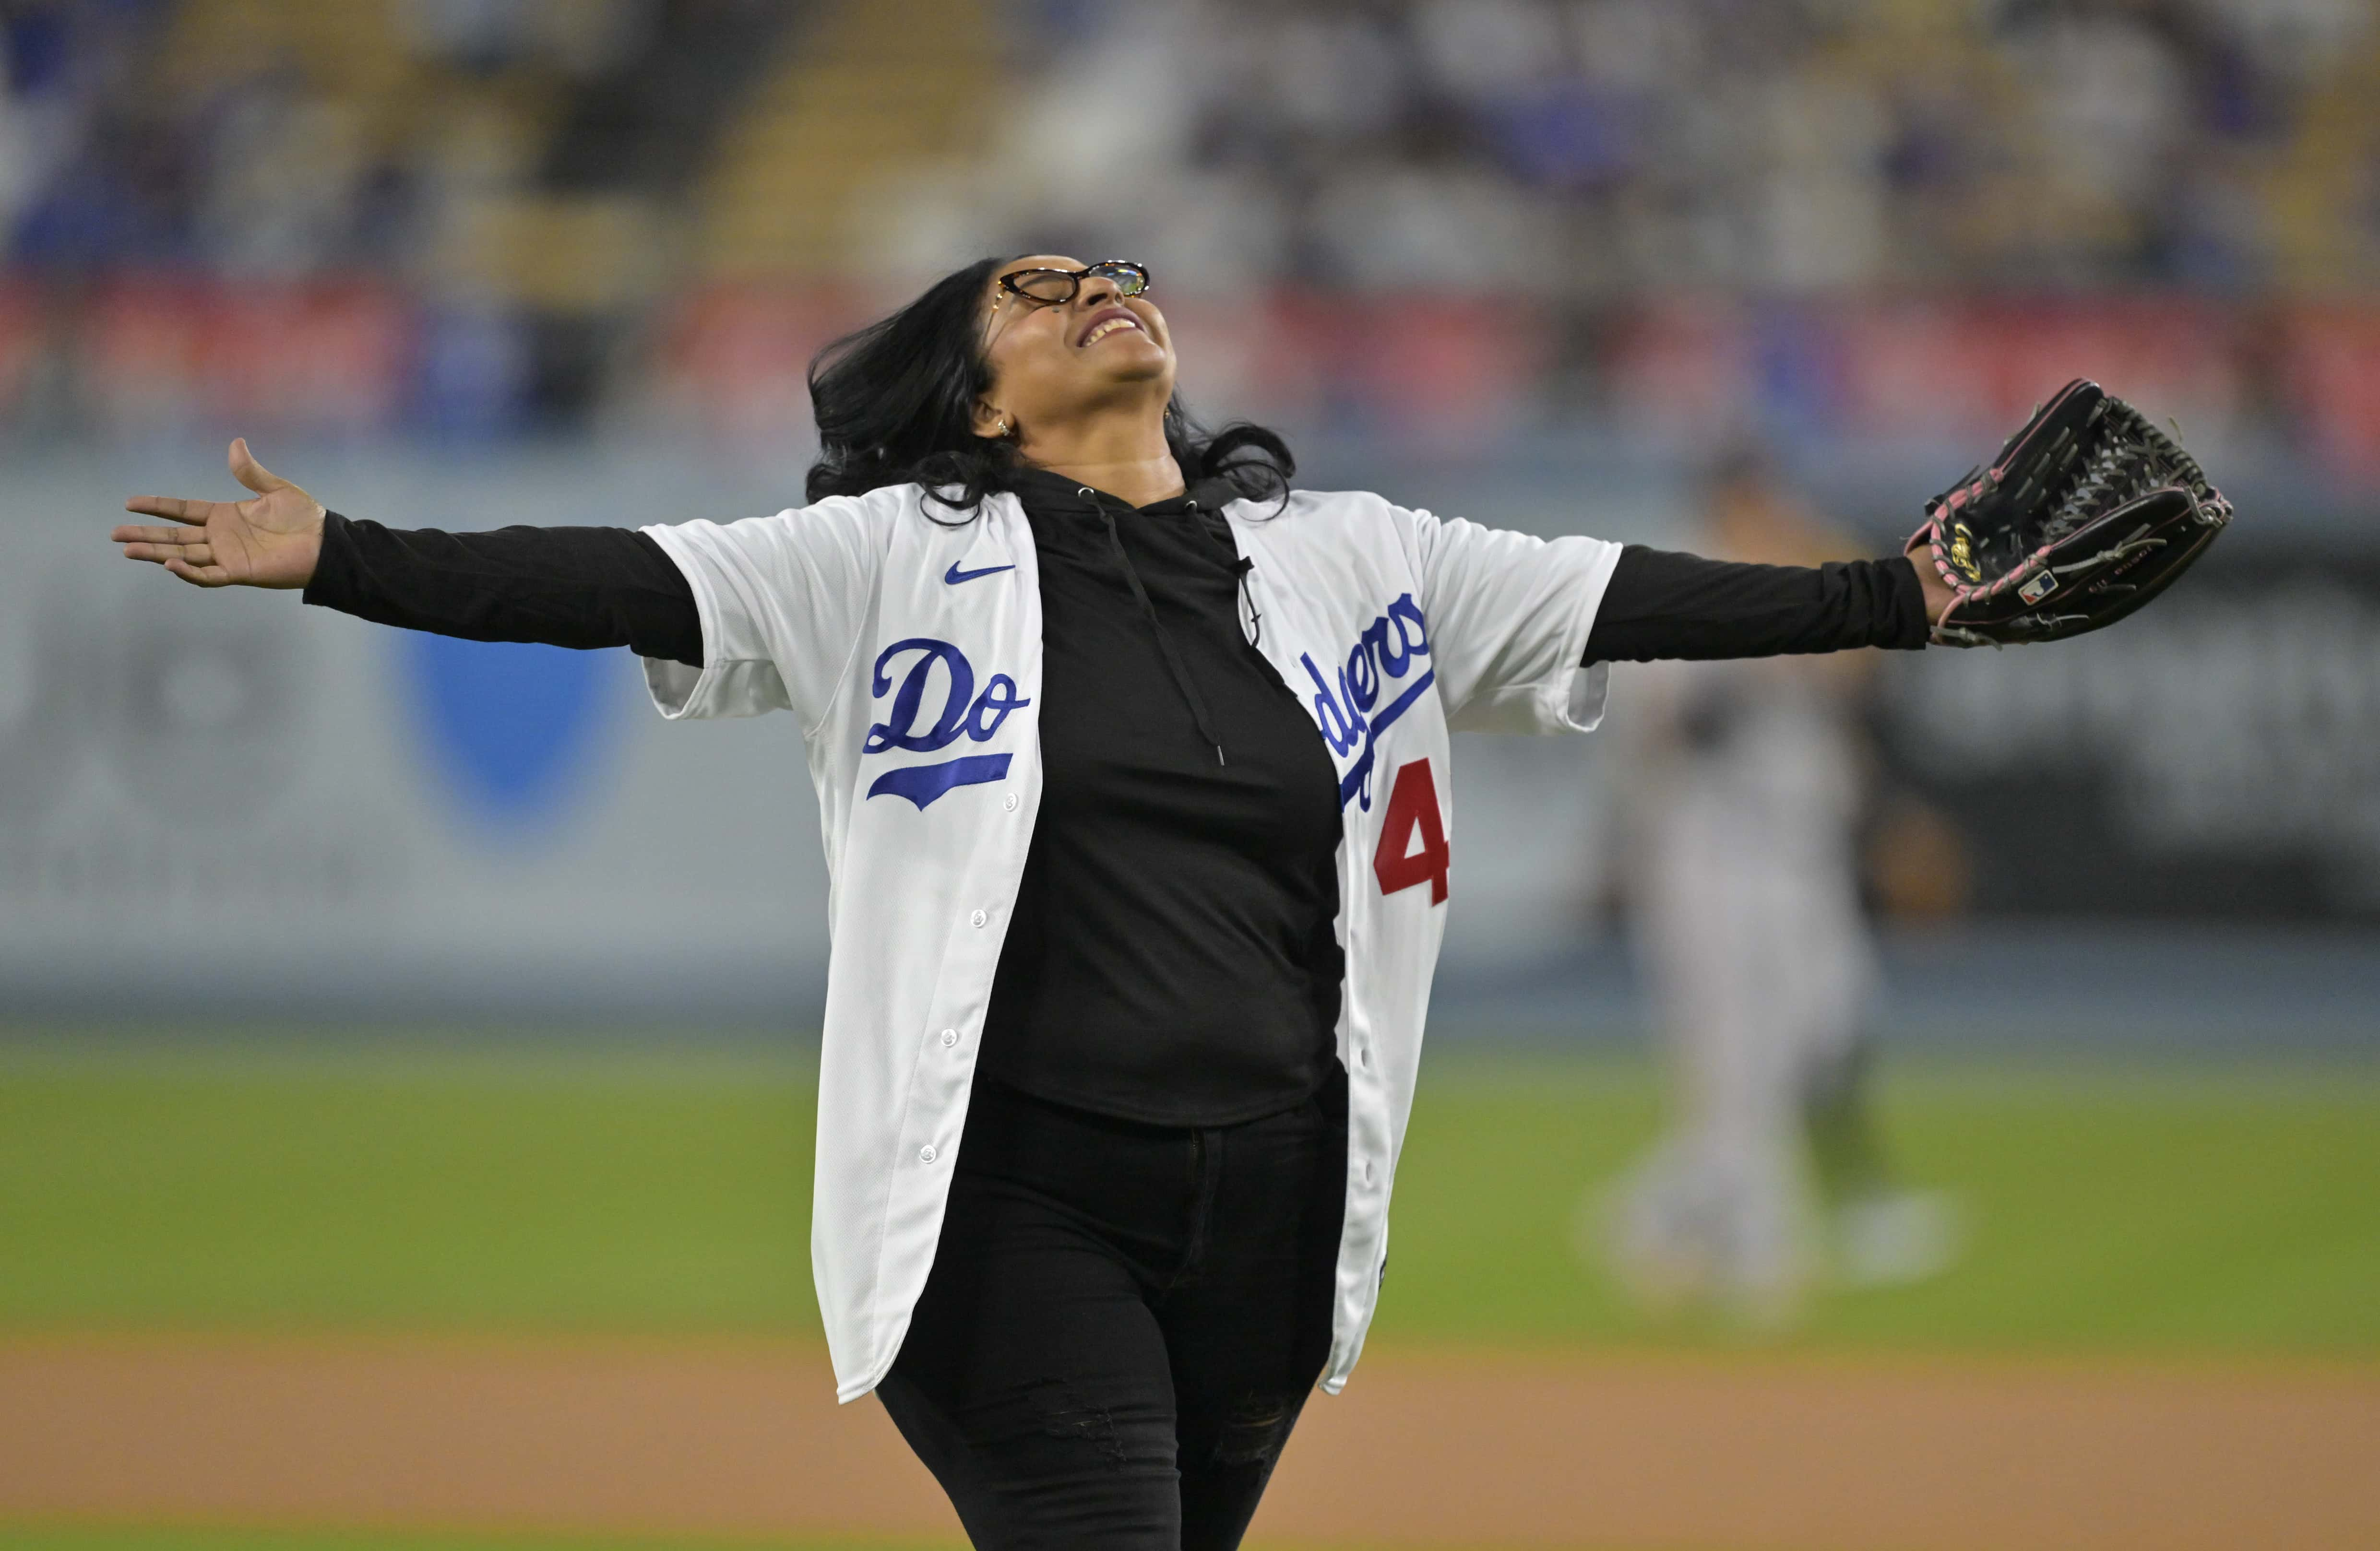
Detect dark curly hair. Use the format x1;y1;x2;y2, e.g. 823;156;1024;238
803;255;1295;518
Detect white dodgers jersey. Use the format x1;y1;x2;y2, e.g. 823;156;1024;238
642;484;1621;1402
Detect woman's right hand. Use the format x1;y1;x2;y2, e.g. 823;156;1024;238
114;438;327;589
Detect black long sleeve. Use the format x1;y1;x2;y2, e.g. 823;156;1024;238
302;513;704;667
1582;544;1930;663
294;501;1927;1129
304;521;1926;677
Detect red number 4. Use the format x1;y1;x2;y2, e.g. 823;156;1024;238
1372;758;1450;904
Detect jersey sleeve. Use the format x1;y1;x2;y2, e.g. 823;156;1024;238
639;495;889;730
1408;510;1624;735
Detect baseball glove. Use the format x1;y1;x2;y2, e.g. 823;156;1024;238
1910;379;2234;648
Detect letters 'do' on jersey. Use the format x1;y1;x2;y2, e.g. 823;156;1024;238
861;638;1032;808
638;485;1620;1403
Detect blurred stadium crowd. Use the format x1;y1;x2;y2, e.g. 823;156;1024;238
1;0;2377;471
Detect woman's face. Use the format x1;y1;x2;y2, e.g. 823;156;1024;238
974;255;1174;441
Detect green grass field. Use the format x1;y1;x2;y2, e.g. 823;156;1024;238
4;1040;2375;1551
4;1039;2376;1355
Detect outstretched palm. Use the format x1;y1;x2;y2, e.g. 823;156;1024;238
114;438;326;589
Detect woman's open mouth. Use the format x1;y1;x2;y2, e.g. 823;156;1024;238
1077;308;1145;347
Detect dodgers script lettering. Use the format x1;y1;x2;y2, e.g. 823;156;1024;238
1303;593;1435;811
864;638;1032;809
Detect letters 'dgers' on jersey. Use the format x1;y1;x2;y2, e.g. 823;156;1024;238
1299;591;1452;908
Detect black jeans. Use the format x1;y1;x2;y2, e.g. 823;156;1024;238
877;1071;1348;1550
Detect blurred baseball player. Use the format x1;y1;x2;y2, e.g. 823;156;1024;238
1599;450;1960;1326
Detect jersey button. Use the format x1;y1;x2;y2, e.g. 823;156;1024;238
1362;1160;1376;1184
940;1028;958;1048
918;1144;938;1164
1003;793;1019;812
969;909;987;928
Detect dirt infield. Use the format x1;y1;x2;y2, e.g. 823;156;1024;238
4;1335;2376;1550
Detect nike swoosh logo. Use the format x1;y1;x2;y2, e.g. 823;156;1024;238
944;561;1016;585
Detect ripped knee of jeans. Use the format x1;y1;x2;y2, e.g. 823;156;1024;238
1212;1391;1296;1468
1023;1376;1127;1471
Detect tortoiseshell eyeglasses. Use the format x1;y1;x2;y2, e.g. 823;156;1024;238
996;260;1152;306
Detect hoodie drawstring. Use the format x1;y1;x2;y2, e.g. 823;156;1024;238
1084;487;1228;767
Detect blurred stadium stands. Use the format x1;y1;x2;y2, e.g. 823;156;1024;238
2;0;2378;465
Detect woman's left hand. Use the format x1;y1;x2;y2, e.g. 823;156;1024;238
1909;544;1956;626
